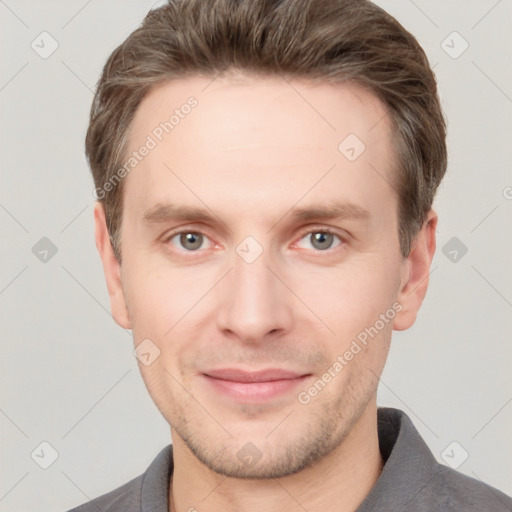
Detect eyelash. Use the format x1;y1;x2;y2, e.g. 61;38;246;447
163;227;345;255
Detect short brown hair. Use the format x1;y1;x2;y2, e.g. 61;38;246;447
86;0;447;262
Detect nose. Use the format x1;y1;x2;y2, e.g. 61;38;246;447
215;245;294;344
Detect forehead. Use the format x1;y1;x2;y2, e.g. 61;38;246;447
129;73;392;154
122;73;396;224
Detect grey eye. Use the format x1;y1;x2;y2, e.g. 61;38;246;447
177;232;204;251
296;231;342;251
310;232;335;250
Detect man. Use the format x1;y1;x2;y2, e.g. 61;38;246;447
69;0;512;510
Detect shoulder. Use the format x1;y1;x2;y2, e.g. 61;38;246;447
65;473;143;512
64;444;173;512
426;464;512;511
374;408;512;512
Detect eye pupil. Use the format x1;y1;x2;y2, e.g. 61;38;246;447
311;232;333;250
180;232;203;250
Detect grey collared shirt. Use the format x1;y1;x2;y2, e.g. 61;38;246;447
66;407;512;511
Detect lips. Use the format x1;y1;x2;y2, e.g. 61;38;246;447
203;368;306;382
201;368;311;402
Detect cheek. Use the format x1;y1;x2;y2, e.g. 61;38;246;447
123;257;212;336
300;256;398;318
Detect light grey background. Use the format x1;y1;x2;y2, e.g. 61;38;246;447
1;1;511;510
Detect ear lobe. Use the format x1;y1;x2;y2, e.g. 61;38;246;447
393;209;437;331
94;202;131;329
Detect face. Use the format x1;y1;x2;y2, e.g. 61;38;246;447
95;73;435;479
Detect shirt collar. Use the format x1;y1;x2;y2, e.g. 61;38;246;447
140;443;173;512
356;407;437;511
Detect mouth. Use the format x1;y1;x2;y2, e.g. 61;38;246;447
200;368;312;402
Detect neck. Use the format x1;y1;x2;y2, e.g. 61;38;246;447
169;399;383;512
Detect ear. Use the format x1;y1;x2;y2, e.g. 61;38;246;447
94;202;131;329
393;209;437;331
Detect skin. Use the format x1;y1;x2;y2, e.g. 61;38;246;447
95;73;437;512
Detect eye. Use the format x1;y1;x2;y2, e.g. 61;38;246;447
296;230;343;251
167;231;213;251
164;228;343;254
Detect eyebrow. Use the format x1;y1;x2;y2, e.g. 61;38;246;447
289;203;370;222
142;201;371;226
143;204;216;223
